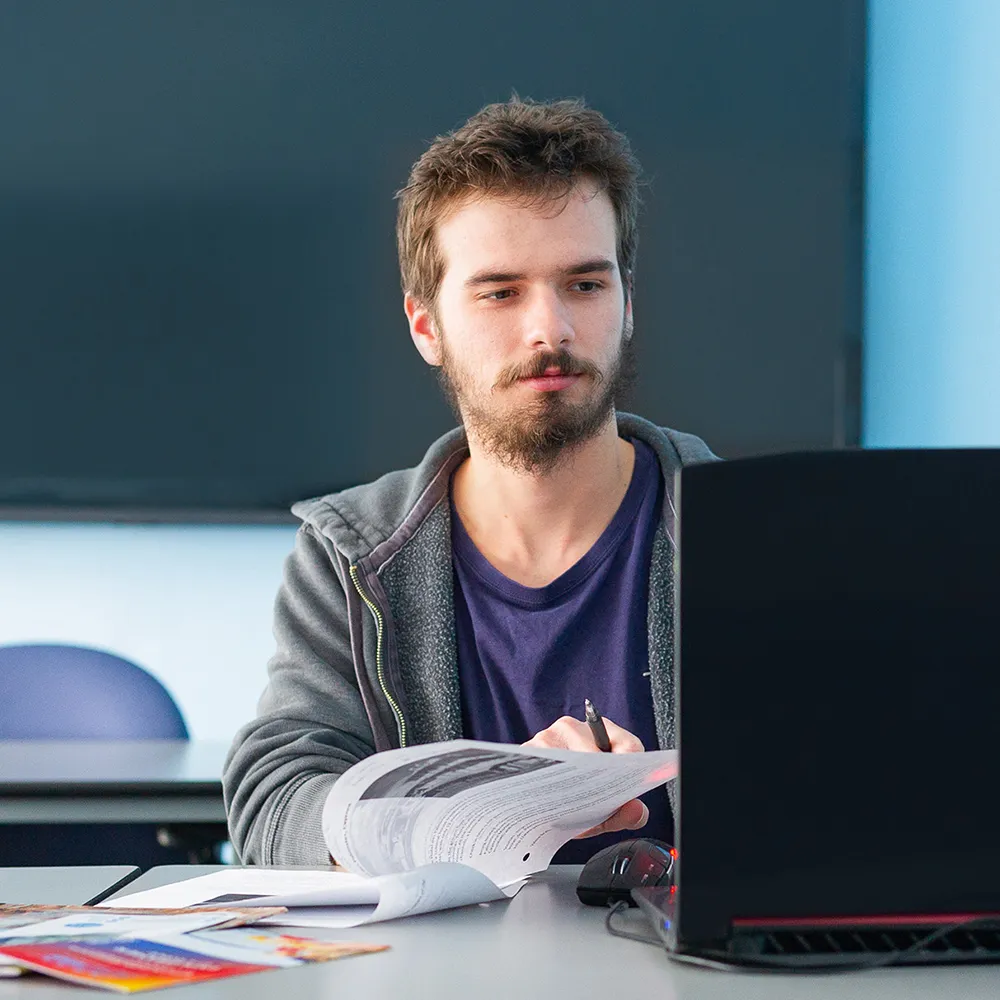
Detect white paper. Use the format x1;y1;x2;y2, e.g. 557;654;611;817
103;868;380;910
105;864;512;928
105;739;676;927
0;910;244;940
324;739;678;886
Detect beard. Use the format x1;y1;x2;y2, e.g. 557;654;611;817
436;319;637;475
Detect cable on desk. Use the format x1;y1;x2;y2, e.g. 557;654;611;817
605;901;661;946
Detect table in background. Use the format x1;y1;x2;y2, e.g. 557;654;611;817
0;741;228;825
0;866;138;906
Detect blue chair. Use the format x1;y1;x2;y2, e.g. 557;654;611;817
0;643;224;866
0;643;188;739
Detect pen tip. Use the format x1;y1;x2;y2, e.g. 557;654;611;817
584;698;594;712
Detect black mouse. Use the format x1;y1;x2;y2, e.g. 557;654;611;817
575;837;677;907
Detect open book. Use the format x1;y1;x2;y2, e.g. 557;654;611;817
111;739;677;926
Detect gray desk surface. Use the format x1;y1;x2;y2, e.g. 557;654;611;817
0;866;138;906
0;741;228;824
0;865;980;999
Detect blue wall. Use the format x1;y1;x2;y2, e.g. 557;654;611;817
6;2;999;745
865;0;1000;446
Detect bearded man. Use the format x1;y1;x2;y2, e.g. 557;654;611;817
224;98;716;865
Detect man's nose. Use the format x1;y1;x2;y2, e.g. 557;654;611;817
523;287;575;351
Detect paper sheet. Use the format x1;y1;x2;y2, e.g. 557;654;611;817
0;911;246;940
103;864;515;928
106;739;677;927
104;868;379;909
324;739;678;886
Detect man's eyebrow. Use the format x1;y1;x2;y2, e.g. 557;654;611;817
564;258;616;276
463;258;617;288
463;269;525;288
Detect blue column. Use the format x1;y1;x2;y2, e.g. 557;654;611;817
864;1;1000;446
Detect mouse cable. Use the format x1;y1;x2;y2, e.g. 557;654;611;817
605;901;662;946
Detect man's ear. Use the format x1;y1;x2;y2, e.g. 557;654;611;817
405;293;443;367
623;278;634;341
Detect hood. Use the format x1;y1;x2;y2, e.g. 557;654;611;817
290;413;715;565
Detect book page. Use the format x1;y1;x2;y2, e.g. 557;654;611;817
323;739;677;885
101;740;677;926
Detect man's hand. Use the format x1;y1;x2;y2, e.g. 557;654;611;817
522;715;649;839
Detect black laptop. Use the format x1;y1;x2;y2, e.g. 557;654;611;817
634;449;1000;969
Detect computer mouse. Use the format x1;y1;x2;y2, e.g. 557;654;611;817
575;837;677;907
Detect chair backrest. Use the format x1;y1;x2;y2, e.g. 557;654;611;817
0;644;188;739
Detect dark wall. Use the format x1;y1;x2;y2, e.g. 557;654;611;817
0;0;864;516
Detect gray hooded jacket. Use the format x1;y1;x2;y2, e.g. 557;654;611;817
223;413;716;864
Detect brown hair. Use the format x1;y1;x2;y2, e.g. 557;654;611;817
396;97;642;308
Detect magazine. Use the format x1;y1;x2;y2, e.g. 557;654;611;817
0;904;384;992
0;925;385;993
110;738;677;926
0;902;284;971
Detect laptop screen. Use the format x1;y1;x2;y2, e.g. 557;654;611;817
674;449;1000;948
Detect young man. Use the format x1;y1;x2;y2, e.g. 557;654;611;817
224;98;715;865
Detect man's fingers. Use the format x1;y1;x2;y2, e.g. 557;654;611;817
573;799;649;839
522;716;645;754
522;716;649;840
601;718;645;753
522;716;601;752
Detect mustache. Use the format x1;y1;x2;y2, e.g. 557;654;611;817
493;350;604;391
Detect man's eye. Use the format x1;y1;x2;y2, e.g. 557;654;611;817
573;280;602;293
485;289;515;301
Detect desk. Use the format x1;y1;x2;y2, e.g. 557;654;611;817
0;741;228;825
0;866;138;906
69;865;1000;1000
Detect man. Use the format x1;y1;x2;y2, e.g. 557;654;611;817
224;97;716;865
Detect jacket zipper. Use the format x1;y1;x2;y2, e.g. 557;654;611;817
349;564;408;748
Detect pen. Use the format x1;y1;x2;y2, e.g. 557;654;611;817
584;698;612;752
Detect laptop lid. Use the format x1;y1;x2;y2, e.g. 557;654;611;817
671;449;1000;958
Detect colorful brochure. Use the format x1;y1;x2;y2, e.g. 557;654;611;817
0;928;386;993
0;904;386;992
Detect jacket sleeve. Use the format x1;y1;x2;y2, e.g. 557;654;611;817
223;524;375;865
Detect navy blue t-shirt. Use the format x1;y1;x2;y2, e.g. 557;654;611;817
451;439;672;863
